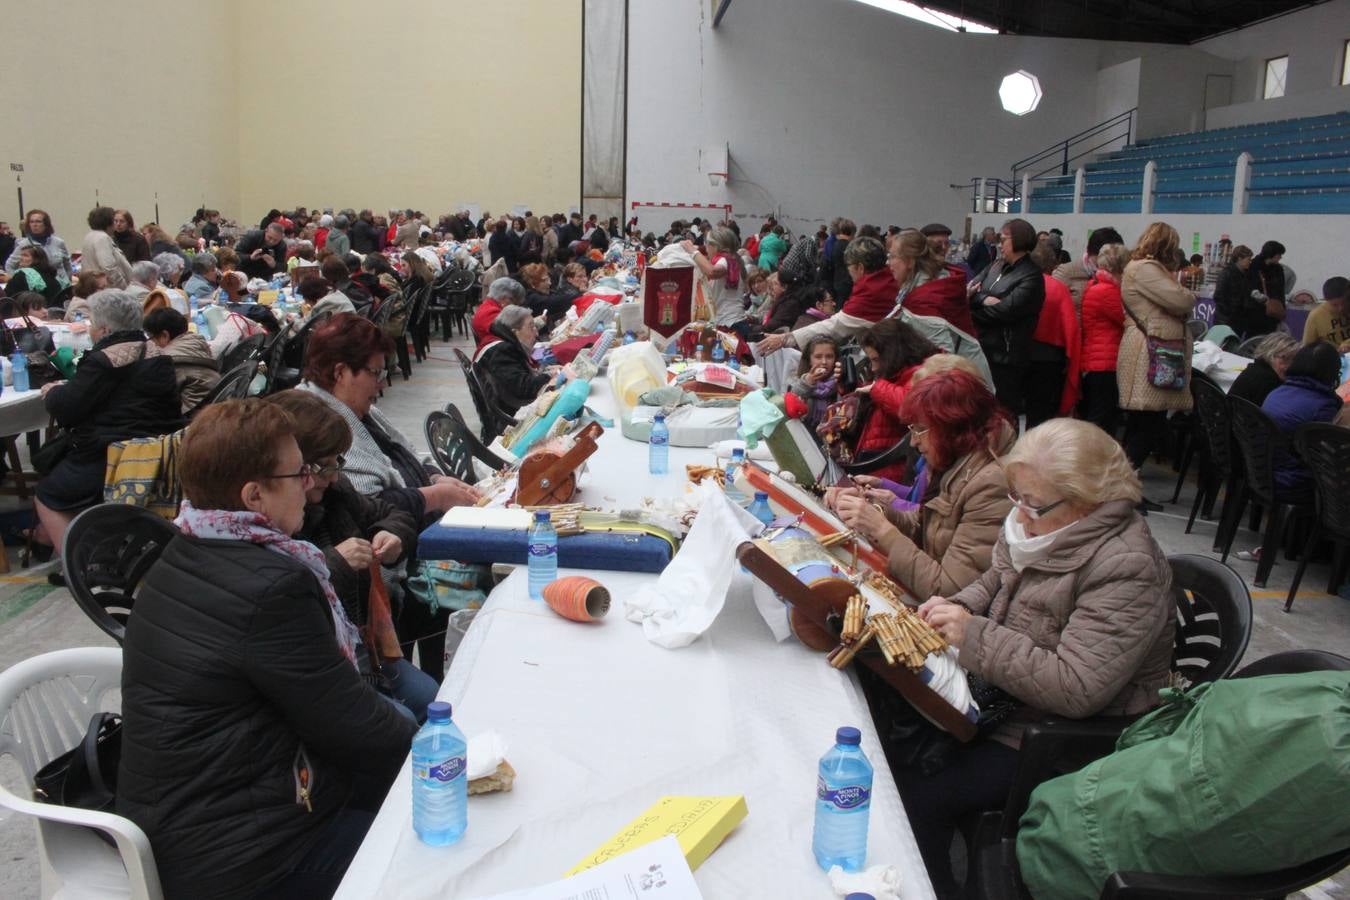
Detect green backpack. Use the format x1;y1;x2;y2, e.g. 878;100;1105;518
1017;672;1350;900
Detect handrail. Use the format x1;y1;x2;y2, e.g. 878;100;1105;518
1012;108;1137;184
952;177;1022;214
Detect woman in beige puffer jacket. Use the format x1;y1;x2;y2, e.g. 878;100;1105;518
899;419;1177;898
1117;222;1196;469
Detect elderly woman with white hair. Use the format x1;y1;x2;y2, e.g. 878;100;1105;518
475;304;574;414
896;418;1177;897
32;289;183;557
183;251;220;301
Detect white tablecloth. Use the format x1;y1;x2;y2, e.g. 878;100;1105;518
0;388;47;438
1192;340;1251;393
337;378;934;899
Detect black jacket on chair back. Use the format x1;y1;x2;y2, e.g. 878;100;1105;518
118;534;417;900
969;254;1046;366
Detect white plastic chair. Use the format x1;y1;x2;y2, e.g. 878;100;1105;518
0;648;162;900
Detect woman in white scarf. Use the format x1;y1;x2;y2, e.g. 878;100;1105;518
901;419;1176;896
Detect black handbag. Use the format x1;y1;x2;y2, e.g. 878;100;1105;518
33;712;121;815
31;431;73;476
2;315;60;389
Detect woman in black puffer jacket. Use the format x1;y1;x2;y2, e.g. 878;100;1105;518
119;399;416;900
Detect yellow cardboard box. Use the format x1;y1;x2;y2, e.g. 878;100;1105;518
565;795;748;876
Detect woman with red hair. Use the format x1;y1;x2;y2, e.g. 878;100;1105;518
835;366;1014;598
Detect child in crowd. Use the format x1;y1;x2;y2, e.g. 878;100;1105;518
787;336;839;429
792;291;837;330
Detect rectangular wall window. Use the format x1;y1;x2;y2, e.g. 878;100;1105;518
1342;39;1350;86
1264;55;1288;99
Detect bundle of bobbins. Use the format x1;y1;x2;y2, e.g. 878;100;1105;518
827;593;947;672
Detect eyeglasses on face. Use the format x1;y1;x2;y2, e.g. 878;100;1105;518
262;464;318;483
310;455;346;478
906;423;930;439
1007;489;1066;519
361;365;384;379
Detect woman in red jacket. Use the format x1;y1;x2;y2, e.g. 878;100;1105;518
1025;239;1082;428
850;318;941;483
889;229;976;334
1077;243;1129;436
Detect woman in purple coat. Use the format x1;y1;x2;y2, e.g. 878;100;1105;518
1261;342;1344;500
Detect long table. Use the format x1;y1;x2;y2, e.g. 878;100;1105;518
336;376;935;899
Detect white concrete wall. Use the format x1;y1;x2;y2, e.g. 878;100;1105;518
1195;0;1350;127
627;0;1187;236
970;211;1350;307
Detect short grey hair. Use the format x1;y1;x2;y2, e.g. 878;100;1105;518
1255;332;1299;365
486;277;526;303
706;226;740;255
87;289;143;333
130;261;161;288
333;214;350;229
153;252;185;281
190;251;218;275
496;304;534;332
843;235;887;272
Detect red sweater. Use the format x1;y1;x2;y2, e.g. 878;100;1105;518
1033;274;1082;415
902;265;976;334
841;268;900;321
855;363;920;483
472;297;503;348
1079;271;1125;374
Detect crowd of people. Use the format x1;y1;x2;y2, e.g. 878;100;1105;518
2;197;1346;900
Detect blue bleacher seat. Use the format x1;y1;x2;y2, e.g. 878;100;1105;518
1035;111;1350;215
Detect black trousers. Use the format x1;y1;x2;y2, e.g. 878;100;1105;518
896;740;1021;899
1123;409;1169;470
1078;371;1121;438
1023;360;1065;430
988;362;1027;417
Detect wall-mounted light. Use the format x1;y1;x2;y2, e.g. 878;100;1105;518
999;70;1042;116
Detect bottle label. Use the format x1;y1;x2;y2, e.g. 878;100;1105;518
651;434;668;446
817;777;870;810
528;541;555;558
424;755;466;783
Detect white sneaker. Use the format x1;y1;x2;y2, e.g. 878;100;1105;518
1235;548;1261;562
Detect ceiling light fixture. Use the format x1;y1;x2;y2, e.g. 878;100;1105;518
849;0;997;34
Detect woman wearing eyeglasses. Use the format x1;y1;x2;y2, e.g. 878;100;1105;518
120;399;418;899
897;418;1176;897
833;365;1014;601
268;389;438;722
299;313;481;683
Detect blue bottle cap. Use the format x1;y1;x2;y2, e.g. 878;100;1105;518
427;701;452;722
754;491;768;501
836;726;862;745
534;510;551;521
844;894;875;900
731;448;745;459
654;414;665;422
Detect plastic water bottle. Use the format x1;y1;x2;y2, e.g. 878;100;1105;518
649;414;669;475
411;701;468;846
527;510;558;600
724;447;746;505
747;491;774;526
711;340;726;364
812;726;873;873
622;330;637;345
10;351;29;392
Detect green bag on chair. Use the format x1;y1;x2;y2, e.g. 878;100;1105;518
1017;672;1350;900
405;559;490;613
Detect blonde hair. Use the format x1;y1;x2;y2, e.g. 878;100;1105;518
1095;243;1129;277
1003;419;1142;506
911;352;981;384
142;288;172;314
1131;222;1181;267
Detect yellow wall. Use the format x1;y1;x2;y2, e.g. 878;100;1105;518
234;0;582;222
0;1;580;239
0;2;240;238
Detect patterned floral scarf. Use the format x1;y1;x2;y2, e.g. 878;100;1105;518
174;501;360;668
